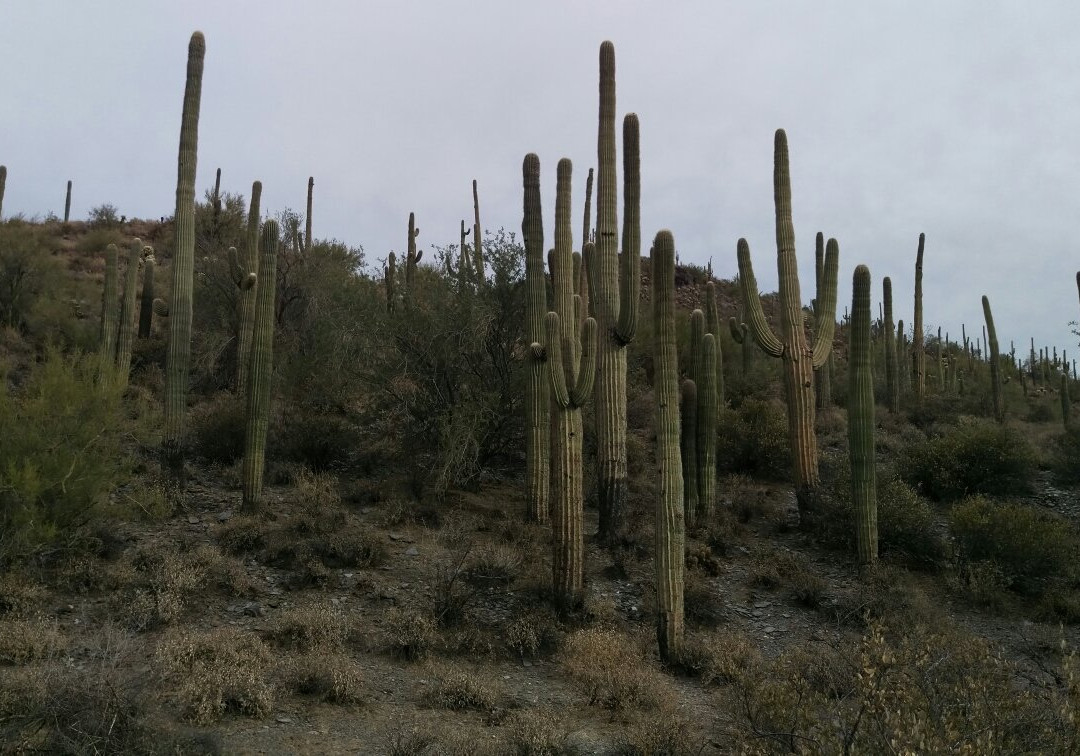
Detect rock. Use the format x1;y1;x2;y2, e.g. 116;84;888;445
276;716;292;724
389;533;404;541
243;602;263;617
187;516;200;524
217;510;233;522
763;625;776;633
405;547;419;557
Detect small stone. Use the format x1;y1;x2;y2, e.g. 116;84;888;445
405;547;419;556
389;533;404;541
217;510;233;522
276;716;292;724
187;516;200;524
753;601;770;608
522;661;533;667
763;625;776;633
267;598;280;608
243;603;263;617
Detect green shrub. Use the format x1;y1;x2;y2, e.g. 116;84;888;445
0;222;64;332
716;398;790;481
899;420;1036;501
1050;427;1080;485
187;392;247;464
949;495;1079;595
0;350;132;564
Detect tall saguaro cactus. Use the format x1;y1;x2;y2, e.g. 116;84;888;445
472;180;484;284
535;158;597;611
589;41;642;542
162;30;206;483
696;334;719;524
233;180;261;392
728;316;752;375
913;233;926;400
813;232;832;409
680;379;699;529
849;265;878;566
115;238;144;386
99;244;120;383
737;130;838;509
385;252;397;313
64;180;72;223
243;220;279;510
851;265;876;565
0;165;6;219
522;154;550;524
138;256;155;338
982;295;1004;423
304;176;313;253
883;276;898;413
404;212;421;288
651;229;684;663
579;167;594;319
704;281;725;408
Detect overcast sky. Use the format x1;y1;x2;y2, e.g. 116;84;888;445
2;2;1079;361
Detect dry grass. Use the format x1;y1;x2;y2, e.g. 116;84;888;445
0;616;66;664
424;662;504;713
386;607;438;661
505;707;572;755
279;650;365;705
560;627;674;711
268;603;354;652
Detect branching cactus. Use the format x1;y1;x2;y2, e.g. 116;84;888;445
651;229;684;663
472;180;484;284
115;238;145;387
0;165;6;219
522;154;550;524
138;255;155;338
913;233;926;399
848;265;877;566
534;158;597;611
680;379;699;530
982;295;1004;422
587;41;642;543
99;244;120;384
813;232;832;409
704;281;725;408
696;334;718;525
162;30;205;484
233;180;261;392
404;212;421;288
243;219;280;510
883;276;898;413
737;130;838;508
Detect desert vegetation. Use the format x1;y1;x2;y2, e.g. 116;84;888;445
0;31;1078;755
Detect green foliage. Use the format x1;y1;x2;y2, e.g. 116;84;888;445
899;420;1036;501
716;398;790;480
0;221;64;332
1051;426;1080;485
0;349;132;563
87;204;120;229
949;495;1079;595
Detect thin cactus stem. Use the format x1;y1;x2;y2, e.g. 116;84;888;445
472;180;484;284
883;276;898;412
579;167;594;319
0;165;6;219
64;180;72;223
849;265;877;566
913;233;926;399
813;231;832;409
304;176;313;253
680;379;698;531
138;256;155;338
1062;373;1071;430
704;281;725;407
696;334;718;525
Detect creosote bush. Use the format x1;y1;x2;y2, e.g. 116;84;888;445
715;398;791;480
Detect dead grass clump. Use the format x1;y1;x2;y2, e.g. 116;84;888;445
280;651;364;705
156;627;273;725
189;542;253;596
506;707;571;755
0;616;65;664
216;514;268;554
425;662;503;713
268;604;352;652
618;706;701;755
386;607;437;661
684;573;725;627
319;526;388;569
466;543;522;586
560;627;672;710
678;630;762;686
505;609;562;659
0;572;46;618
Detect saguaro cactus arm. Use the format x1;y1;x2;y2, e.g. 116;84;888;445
613;114;640;345
736;239;784;358
810;237;839;368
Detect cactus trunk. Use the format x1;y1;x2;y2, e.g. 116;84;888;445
64;180;72;223
0;165;6;219
579;167;594;319
849;265;878;566
813;232;832;409
304;176;313;253
242;220;279;510
235;181;262;392
1062;373;1071;430
982;295;1004;423
883;276;898;413
704;281;725;408
522;154;550;524
115;239;143;387
99;244;119;384
651;229;684;663
162;31;205;483
696;334;718;525
138;257;155;338
913;233;926;399
472;180;484;284
680;379;698;530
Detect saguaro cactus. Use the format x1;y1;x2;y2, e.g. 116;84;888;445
588;41;642;542
472;180;484;284
304;176;313;253
0;165;6;219
232;180;261;392
115;238;145;386
982;295;1004;423
737;130;838;508
813;232;833;409
696;334;719;524
99;244;120;383
913;233;926;399
385;252;397;313
680;379;699;529
704;281;725;408
535;158;597;611
883;276;898;413
138;256;155;338
404;212;421;288
64;180;72;223
1062;373;1071;430
522;154;550;524
849;265;877;566
162;30;206;482
651;229;684;663
242;220;279;510
728;316;752;375
579;167;594;318
897;319;908;393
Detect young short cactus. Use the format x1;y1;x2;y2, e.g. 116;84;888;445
737;130;838;509
651;229;685;663
535;158;597;611
982;295;1004;422
162;30;206;482
849;265;878;566
233;181;261;392
522;154;550;524
98;244;120;384
913;233;926;399
64;180;72;223
138;255;155;338
242;220;279;510
588;41;642;542
458;220;471;288
883;276;898;413
115;238;145;386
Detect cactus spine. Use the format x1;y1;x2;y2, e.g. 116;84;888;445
680;379;699;529
115;239;144;386
982;295;1004;423
472;180;484;284
522;154;550;524
0;165;6;219
589;41;641;542
64;180;72;223
162;30;205;482
696;334;718;524
704;281;725;408
737;130;838;508
230;181;261;392
849;265;877;566
242;220;279;510
651;229;684;662
537;158;597;611
138;256;155;338
913;233;926;399
99;244;119;383
813;232;832;408
304;176;313;253
883;276;898;413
